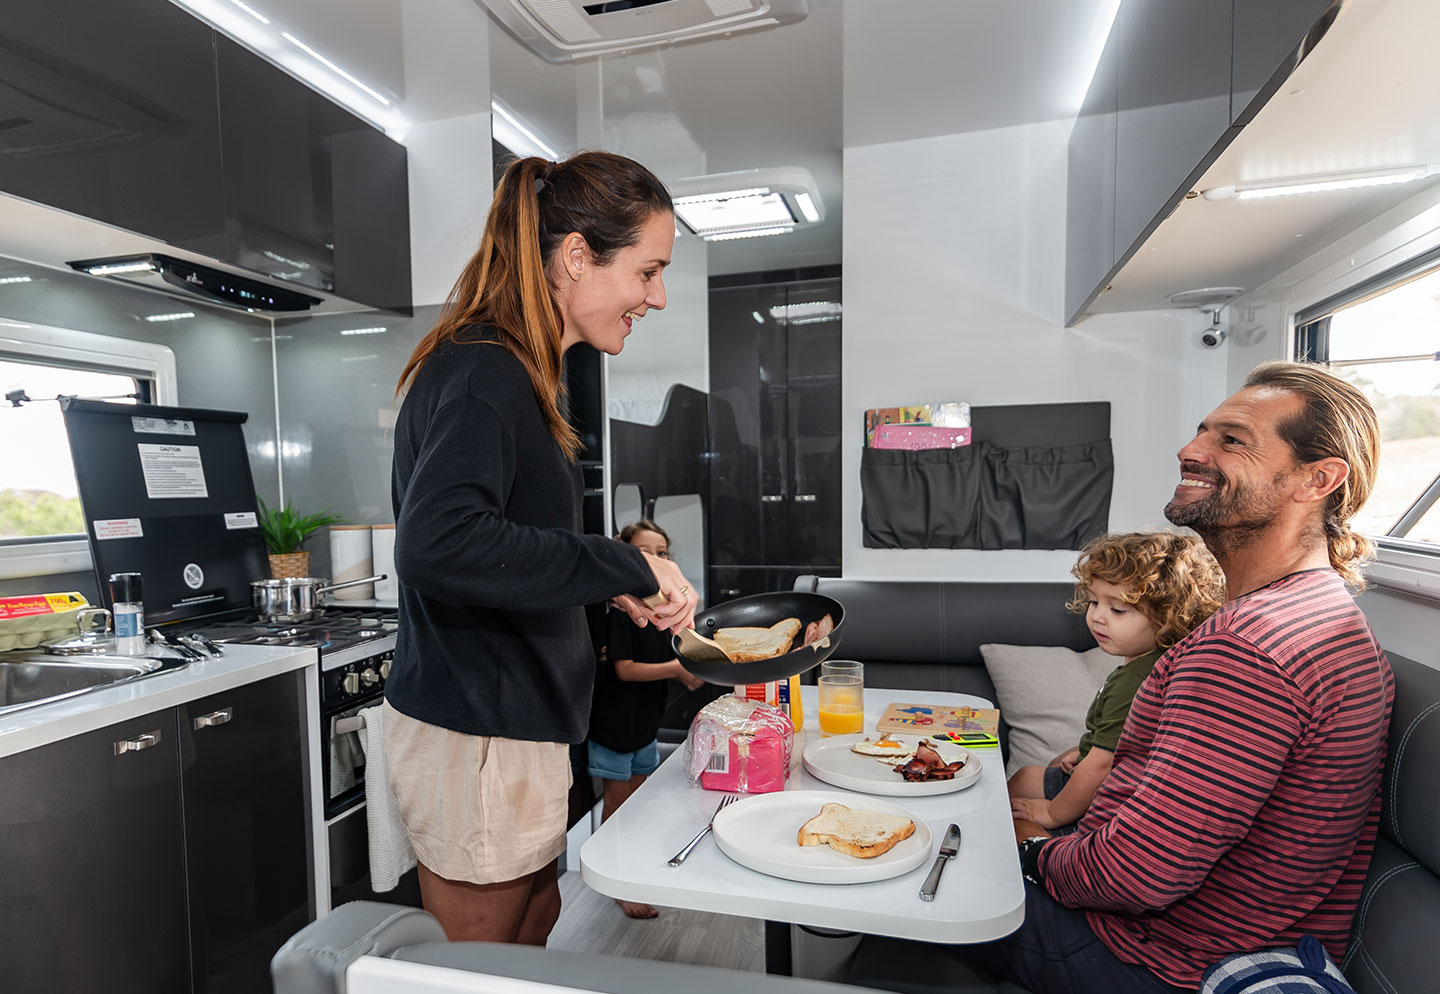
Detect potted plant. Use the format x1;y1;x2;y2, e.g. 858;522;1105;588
257;496;343;578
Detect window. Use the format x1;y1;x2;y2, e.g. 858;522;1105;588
0;321;175;578
1295;252;1440;552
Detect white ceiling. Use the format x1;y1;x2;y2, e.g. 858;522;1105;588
1091;0;1440;316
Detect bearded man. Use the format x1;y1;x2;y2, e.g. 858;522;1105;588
971;362;1395;994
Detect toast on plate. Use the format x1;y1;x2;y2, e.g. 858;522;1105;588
713;618;801;662
797;802;916;859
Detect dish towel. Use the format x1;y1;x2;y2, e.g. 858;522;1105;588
329;714;364;796
357;703;417;892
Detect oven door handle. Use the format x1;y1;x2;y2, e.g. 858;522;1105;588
334;714;367;735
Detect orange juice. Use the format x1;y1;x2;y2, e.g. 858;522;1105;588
818;706;864;735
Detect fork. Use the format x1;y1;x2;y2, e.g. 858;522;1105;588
668;794;738;866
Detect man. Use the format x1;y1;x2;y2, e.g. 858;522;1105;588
972;362;1395;994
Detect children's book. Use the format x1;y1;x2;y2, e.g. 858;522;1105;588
875;702;1000;737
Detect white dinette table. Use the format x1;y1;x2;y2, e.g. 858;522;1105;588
580;686;1025;975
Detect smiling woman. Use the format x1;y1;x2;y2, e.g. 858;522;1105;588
385;150;699;949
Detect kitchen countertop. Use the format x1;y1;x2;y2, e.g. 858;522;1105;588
0;643;318;759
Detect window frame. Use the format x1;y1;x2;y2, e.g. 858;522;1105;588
0;319;177;580
1288;247;1440;598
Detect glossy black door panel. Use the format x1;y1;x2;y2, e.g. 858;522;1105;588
216;38;411;311
0;0;226;256
0;710;189;994
181;671;309;994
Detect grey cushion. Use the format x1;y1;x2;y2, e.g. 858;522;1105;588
979;644;1114;775
271;901;446;994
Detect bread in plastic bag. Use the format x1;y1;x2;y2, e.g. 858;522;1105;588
685;695;794;793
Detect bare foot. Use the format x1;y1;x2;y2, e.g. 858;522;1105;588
616;899;658;919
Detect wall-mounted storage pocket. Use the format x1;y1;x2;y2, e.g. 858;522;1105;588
860;401;1113;551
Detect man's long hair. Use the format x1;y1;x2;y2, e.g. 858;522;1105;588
1244;361;1381;588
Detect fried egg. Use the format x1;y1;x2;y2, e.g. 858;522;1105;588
850;736;915;759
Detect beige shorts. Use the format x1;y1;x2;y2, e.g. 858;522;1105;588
383;701;572;885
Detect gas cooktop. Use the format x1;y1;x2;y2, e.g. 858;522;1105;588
186;606;398;669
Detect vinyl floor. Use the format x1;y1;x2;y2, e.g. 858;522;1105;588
548;870;766;972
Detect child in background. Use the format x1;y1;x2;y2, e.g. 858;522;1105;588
1009;531;1224;835
587;520;705;918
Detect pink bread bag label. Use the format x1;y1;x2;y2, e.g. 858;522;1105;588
685;695;794;793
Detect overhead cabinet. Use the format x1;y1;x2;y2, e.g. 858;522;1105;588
0;2;410;313
1065;0;1339;323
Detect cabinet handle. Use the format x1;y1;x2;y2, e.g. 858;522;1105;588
720;588;741;597
760;495;785;503
793;494;817;502
193;707;234;731
114;730;162;755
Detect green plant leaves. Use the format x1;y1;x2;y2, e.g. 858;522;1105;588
255;495;343;554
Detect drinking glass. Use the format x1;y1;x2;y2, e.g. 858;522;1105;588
817;673;865;736
821;660;863;681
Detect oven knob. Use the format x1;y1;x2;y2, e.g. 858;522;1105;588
380;659;392;679
361;667;379;687
342;672;360;694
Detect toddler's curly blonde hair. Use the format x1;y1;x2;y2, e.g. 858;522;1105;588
1066;531;1226;649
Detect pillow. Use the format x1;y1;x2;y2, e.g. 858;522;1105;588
979;644;1116;775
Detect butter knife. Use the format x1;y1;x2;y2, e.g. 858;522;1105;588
919;823;961;901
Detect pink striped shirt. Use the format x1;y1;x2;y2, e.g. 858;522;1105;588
1039;569;1394;988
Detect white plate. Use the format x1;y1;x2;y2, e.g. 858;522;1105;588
802;734;983;796
711;789;932;884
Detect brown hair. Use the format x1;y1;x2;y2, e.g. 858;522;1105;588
396;152;672;459
1243;360;1381;588
1067;531;1226;648
618;519;669;547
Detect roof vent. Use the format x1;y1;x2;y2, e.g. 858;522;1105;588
476;0;808;63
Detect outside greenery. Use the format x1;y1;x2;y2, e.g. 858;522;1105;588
0;488;84;539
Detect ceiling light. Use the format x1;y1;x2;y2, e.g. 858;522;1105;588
228;0;268;23
1201;165;1437;201
670;167;824;240
491;99;558;160
144;311;196;323
0;276;33;285
751;311;765;324
705;227;794;242
769;301;842;320
340;326;386;336
282;32;391;107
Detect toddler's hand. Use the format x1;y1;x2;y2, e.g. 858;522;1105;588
679;670;706;692
1059;748;1081;773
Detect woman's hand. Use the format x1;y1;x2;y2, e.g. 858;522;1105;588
611;552;699;634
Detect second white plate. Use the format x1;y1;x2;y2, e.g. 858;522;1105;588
802;734;983;796
711;789;932;884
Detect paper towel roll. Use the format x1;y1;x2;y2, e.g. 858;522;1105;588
372;525;397;605
328;526;374;599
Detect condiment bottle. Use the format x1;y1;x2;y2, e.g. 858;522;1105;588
109;572;145;655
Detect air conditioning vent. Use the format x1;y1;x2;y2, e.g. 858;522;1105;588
477;0;807;62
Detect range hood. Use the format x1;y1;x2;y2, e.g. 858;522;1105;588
0;191;375;316
68;253;322;313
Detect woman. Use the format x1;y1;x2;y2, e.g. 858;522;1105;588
385;151;699;945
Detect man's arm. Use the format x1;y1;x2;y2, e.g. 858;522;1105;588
1038;633;1303;914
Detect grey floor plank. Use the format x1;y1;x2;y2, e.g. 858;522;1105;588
550;871;765;972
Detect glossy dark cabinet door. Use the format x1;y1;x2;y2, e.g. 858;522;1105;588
0;711;189;994
1113;0;1233;262
0;0;226;257
1064;28;1119;323
216;38;411;312
708;278;841;602
1231;0;1337;124
181;671;309;994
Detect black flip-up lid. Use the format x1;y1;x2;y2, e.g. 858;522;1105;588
61;399;268;625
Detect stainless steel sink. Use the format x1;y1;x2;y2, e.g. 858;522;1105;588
0;653;190;717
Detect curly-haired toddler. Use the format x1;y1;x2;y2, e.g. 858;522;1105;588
1009;531;1225;835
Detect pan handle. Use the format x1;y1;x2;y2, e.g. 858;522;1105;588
316;574;386;595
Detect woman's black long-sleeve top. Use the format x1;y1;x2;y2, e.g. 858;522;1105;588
387;331;657;743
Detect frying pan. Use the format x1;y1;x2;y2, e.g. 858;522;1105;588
671;591;845;685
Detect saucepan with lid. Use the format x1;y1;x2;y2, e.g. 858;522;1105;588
251;575;386;623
